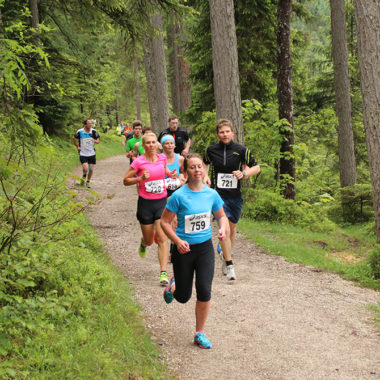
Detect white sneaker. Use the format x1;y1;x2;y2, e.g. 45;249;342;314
226;265;236;281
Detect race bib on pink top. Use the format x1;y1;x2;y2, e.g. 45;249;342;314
131;154;168;199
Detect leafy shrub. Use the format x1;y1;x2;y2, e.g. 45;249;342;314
242;188;337;232
327;184;374;224
369;247;380;280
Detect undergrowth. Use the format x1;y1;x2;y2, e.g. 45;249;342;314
0;134;170;379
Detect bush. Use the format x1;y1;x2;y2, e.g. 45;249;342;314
242;188;337;232
335;184;373;223
369;247;380;280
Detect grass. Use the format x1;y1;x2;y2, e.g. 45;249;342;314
238;219;380;290
1;134;172;379
18;219;170;379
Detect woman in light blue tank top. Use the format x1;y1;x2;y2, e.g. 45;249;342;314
161;134;185;197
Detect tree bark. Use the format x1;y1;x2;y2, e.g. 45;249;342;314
209;0;243;144
277;0;296;200
134;50;141;121
168;17;191;115
330;0;357;188
354;0;380;243
167;20;181;114
29;0;40;45
143;12;169;133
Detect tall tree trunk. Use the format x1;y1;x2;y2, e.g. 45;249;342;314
330;0;357;188
209;0;243;144
143;12;169;133
134;50;141;121
167;20;181;114
168;17;191;115
29;0;40;45
277;0;296;200
354;0;380;243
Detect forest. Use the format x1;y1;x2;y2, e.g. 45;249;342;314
0;0;379;377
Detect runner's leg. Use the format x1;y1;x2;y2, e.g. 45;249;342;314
87;164;94;180
229;220;237;248
82;162;89;177
155;219;168;272
140;223;155;246
195;301;211;332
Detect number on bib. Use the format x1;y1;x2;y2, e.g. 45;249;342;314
82;138;93;147
165;178;181;191
184;212;211;234
145;179;164;194
217;173;238;189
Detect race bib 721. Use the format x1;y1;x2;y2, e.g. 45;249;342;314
217;173;238;189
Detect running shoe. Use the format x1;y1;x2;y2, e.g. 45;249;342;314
86;181;91;188
217;244;227;276
193;332;212;349
226;264;236;281
160;271;169;286
80;176;86;186
163;277;175;304
138;242;147;258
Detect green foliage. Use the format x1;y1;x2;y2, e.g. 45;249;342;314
326;184;374;224
0;135;169;378
242;188;336;232
369;247;380;280
189;111;217;154
183;0;278;124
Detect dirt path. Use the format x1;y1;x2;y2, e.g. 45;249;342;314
71;155;380;380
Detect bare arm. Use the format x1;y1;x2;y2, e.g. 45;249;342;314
160;208;190;254
203;162;211;186
165;166;178;178
123;167;147;186
73;136;80;151
232;164;261;180
213;207;229;242
181;138;191;156
178;155;186;185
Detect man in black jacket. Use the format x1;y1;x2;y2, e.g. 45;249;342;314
203;119;260;281
158;115;191;156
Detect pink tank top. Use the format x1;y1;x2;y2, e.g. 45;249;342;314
131;154;168;199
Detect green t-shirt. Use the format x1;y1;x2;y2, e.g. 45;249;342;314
126;136;144;155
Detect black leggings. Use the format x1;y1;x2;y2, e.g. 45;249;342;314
172;239;215;303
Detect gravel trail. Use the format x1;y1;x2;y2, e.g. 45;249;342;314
71;155;380;380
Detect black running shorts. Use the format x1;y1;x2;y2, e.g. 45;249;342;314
136;196;167;225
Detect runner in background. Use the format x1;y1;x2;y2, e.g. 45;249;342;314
203;119;260;281
161;134;186;261
73;119;100;188
160;153;228;349
132;126;163;160
125;121;143;163
123;132;177;286
158;115;191;156
121;122;133;146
